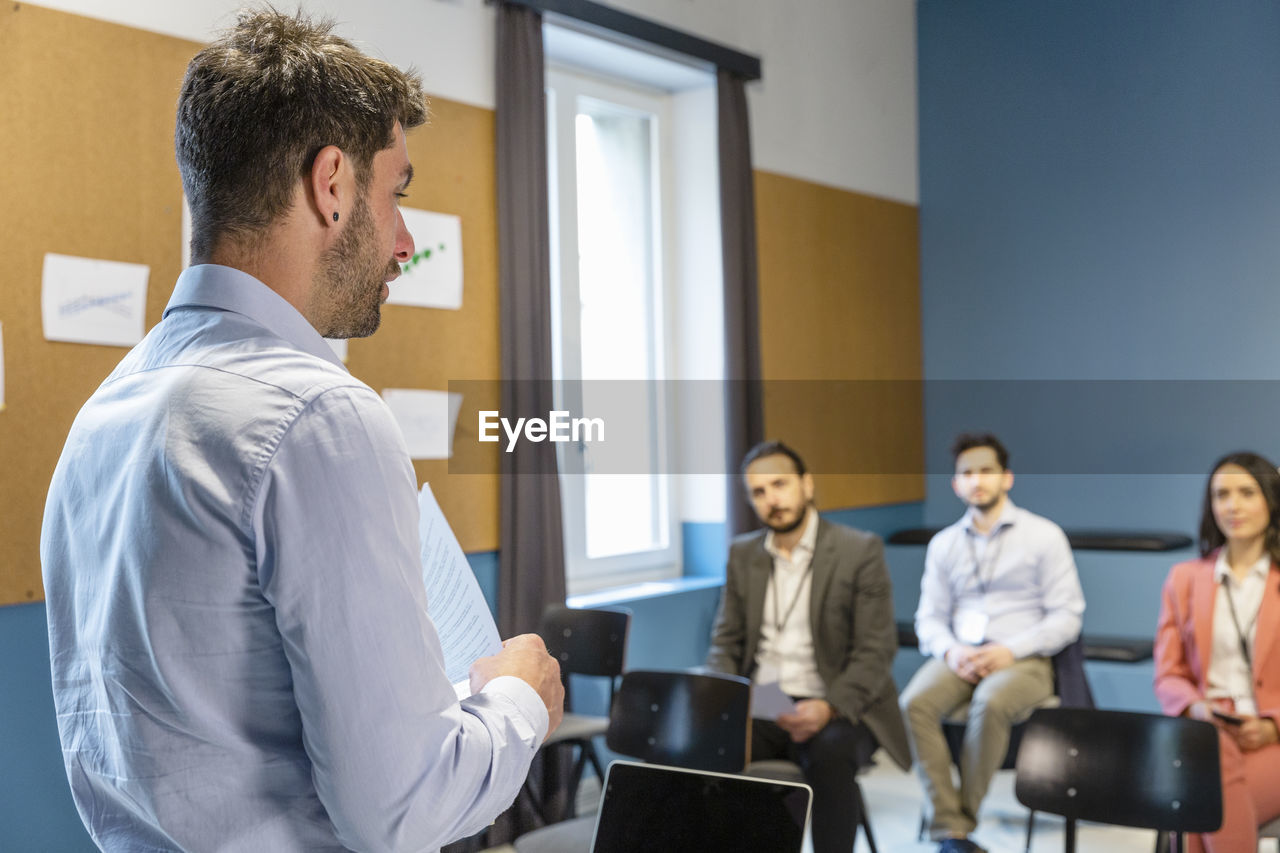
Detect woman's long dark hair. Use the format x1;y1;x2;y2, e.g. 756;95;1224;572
1199;451;1280;564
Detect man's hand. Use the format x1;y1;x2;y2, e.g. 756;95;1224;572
945;645;982;683
469;634;565;740
945;643;1014;682
776;699;834;743
969;643;1014;678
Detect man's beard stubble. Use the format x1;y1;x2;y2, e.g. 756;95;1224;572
764;504;810;535
314;193;401;339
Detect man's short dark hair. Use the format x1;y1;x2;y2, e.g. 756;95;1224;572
176;8;428;260
950;432;1009;470
740;441;808;478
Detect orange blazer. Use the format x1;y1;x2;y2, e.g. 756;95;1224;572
1154;550;1280;722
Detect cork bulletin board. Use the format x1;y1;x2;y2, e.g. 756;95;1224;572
754;170;926;510
0;3;501;607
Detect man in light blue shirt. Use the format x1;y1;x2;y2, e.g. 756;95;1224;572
899;433;1084;853
40;10;562;852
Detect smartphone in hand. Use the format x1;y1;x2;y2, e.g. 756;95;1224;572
1212;708;1244;726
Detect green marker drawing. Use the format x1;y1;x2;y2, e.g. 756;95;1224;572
400;243;449;273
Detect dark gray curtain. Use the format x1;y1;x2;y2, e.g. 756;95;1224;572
445;6;567;850
718;68;765;538
495;2;566;639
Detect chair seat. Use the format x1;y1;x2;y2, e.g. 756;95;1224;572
744;759;806;783
544;712;609;746
514;814;595;853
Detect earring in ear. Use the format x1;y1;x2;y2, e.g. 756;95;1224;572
333;211;340;222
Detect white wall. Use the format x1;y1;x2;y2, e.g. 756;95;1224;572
25;0;918;204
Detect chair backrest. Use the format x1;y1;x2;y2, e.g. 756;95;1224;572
1048;634;1094;709
605;669;752;774
541;605;631;681
1015;708;1222;834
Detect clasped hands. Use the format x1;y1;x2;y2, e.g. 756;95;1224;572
777;698;835;743
946;642;1015;684
1188;700;1280;752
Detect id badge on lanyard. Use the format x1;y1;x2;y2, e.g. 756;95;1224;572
956;528;1002;645
954;609;989;645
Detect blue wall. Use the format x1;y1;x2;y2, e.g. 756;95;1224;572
917;0;1280;708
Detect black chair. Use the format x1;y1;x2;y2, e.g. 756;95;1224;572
514;669;752;853
1015;708;1222;853
522;605;630;824
743;758;879;853
920;634;1095;851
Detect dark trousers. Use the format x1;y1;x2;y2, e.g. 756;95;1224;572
752;716;878;853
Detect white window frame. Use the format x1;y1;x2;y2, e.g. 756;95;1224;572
546;66;683;593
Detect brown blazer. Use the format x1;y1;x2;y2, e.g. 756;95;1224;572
706;518;911;770
1155;551;1280;722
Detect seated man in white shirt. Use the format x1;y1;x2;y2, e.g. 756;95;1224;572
706;441;910;853
900;433;1084;853
40;10;562;852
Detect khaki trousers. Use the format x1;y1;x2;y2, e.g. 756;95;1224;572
899;656;1053;840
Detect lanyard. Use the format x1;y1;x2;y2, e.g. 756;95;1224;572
769;562;814;634
964;527;1006;596
1222;578;1260;673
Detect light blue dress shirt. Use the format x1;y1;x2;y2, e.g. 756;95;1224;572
41;265;546;852
914;500;1085;661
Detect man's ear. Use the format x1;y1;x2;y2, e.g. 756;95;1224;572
309;145;349;227
1003;470;1014;492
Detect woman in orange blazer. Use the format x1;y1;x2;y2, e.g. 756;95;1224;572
1155;451;1280;853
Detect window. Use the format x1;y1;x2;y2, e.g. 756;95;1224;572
544;23;725;595
547;68;679;592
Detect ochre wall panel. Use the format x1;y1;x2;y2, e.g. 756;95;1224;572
753;170;924;509
0;5;499;607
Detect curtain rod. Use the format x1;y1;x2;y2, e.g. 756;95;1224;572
492;0;762;81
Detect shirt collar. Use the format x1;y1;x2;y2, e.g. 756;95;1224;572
164;264;347;370
1213;548;1271;584
764;507;819;561
962;497;1019;536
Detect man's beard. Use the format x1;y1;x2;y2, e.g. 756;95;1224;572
764;504;809;535
314;193;400;339
970;493;1002;513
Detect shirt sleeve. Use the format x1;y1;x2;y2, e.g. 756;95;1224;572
915;531;960;660
1001;523;1085;659
253;384;546;852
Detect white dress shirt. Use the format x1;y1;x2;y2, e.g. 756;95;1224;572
756;509;826;699
42;265;546;852
915;499;1085;661
1206;550;1269;716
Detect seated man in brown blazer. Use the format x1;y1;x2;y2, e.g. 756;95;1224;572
706;441;910;853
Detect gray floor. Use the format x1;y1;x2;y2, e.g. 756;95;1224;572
486;752;1280;853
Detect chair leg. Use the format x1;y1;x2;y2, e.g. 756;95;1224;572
1064;817;1076;853
562;744;591;820
855;782;877;853
584;740;606;782
1024;808;1035;853
519;775;550;826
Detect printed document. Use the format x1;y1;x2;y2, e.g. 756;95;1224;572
418;484;502;694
